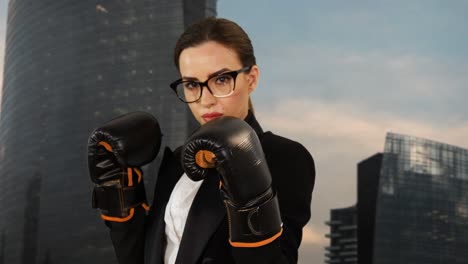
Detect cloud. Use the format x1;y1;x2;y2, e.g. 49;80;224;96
257;98;468;152
255;45;468;123
301;225;328;246
298;224;329;264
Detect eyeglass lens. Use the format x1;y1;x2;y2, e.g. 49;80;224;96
176;73;235;102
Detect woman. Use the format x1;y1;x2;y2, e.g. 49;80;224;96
89;17;315;264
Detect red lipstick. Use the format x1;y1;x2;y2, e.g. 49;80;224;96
202;112;223;122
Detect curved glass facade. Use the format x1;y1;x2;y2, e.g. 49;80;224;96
0;0;216;263
373;133;468;263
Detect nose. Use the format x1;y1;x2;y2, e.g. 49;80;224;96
199;85;217;106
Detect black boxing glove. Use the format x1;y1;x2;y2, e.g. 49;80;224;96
88;111;161;222
182;116;282;247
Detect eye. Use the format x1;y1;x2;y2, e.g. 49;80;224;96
184;81;199;89
215;75;232;85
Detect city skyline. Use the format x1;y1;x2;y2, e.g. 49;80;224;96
373;132;468;263
2;1;468;263
326;132;468;263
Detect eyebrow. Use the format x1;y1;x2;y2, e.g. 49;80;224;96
182;68;231;81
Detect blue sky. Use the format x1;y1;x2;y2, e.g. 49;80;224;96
218;0;468;122
1;1;467;263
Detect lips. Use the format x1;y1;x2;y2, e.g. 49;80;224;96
202;112;223;122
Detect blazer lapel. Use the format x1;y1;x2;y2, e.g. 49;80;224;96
175;174;226;264
145;204;167;264
145;147;184;264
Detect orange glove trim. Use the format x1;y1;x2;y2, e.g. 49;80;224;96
141;203;150;212
229;228;283;248
98;141;113;152
134;167;142;183
101;208;135;222
127;168;133;187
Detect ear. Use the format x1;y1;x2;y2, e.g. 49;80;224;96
246;65;259;94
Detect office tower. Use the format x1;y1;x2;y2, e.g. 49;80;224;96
325;154;382;264
357;153;382;264
373;133;468;264
325;206;358;264
0;1;216;263
326;133;468;264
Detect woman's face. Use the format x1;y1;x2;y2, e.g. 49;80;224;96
178;41;259;125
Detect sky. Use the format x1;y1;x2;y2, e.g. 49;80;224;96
1;1;468;263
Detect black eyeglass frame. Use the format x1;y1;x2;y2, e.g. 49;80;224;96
169;65;253;103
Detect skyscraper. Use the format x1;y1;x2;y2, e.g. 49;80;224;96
0;1;216;263
326;133;468;264
373;133;468;264
325;206;358;264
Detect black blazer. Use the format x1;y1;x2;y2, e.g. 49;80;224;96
107;113;315;264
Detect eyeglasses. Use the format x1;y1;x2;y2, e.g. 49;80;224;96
169;66;252;103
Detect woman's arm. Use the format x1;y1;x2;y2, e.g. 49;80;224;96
230;133;315;264
106;208;147;264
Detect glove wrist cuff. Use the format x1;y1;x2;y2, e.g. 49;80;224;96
92;177;147;222
225;190;282;248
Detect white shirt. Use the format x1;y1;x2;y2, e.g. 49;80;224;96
164;173;204;264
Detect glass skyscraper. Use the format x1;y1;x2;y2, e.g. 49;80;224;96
0;0;216;263
357;153;382;264
373;133;468;264
326;133;468;264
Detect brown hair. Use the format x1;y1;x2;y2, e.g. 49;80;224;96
174;17;257;112
174;17;256;69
